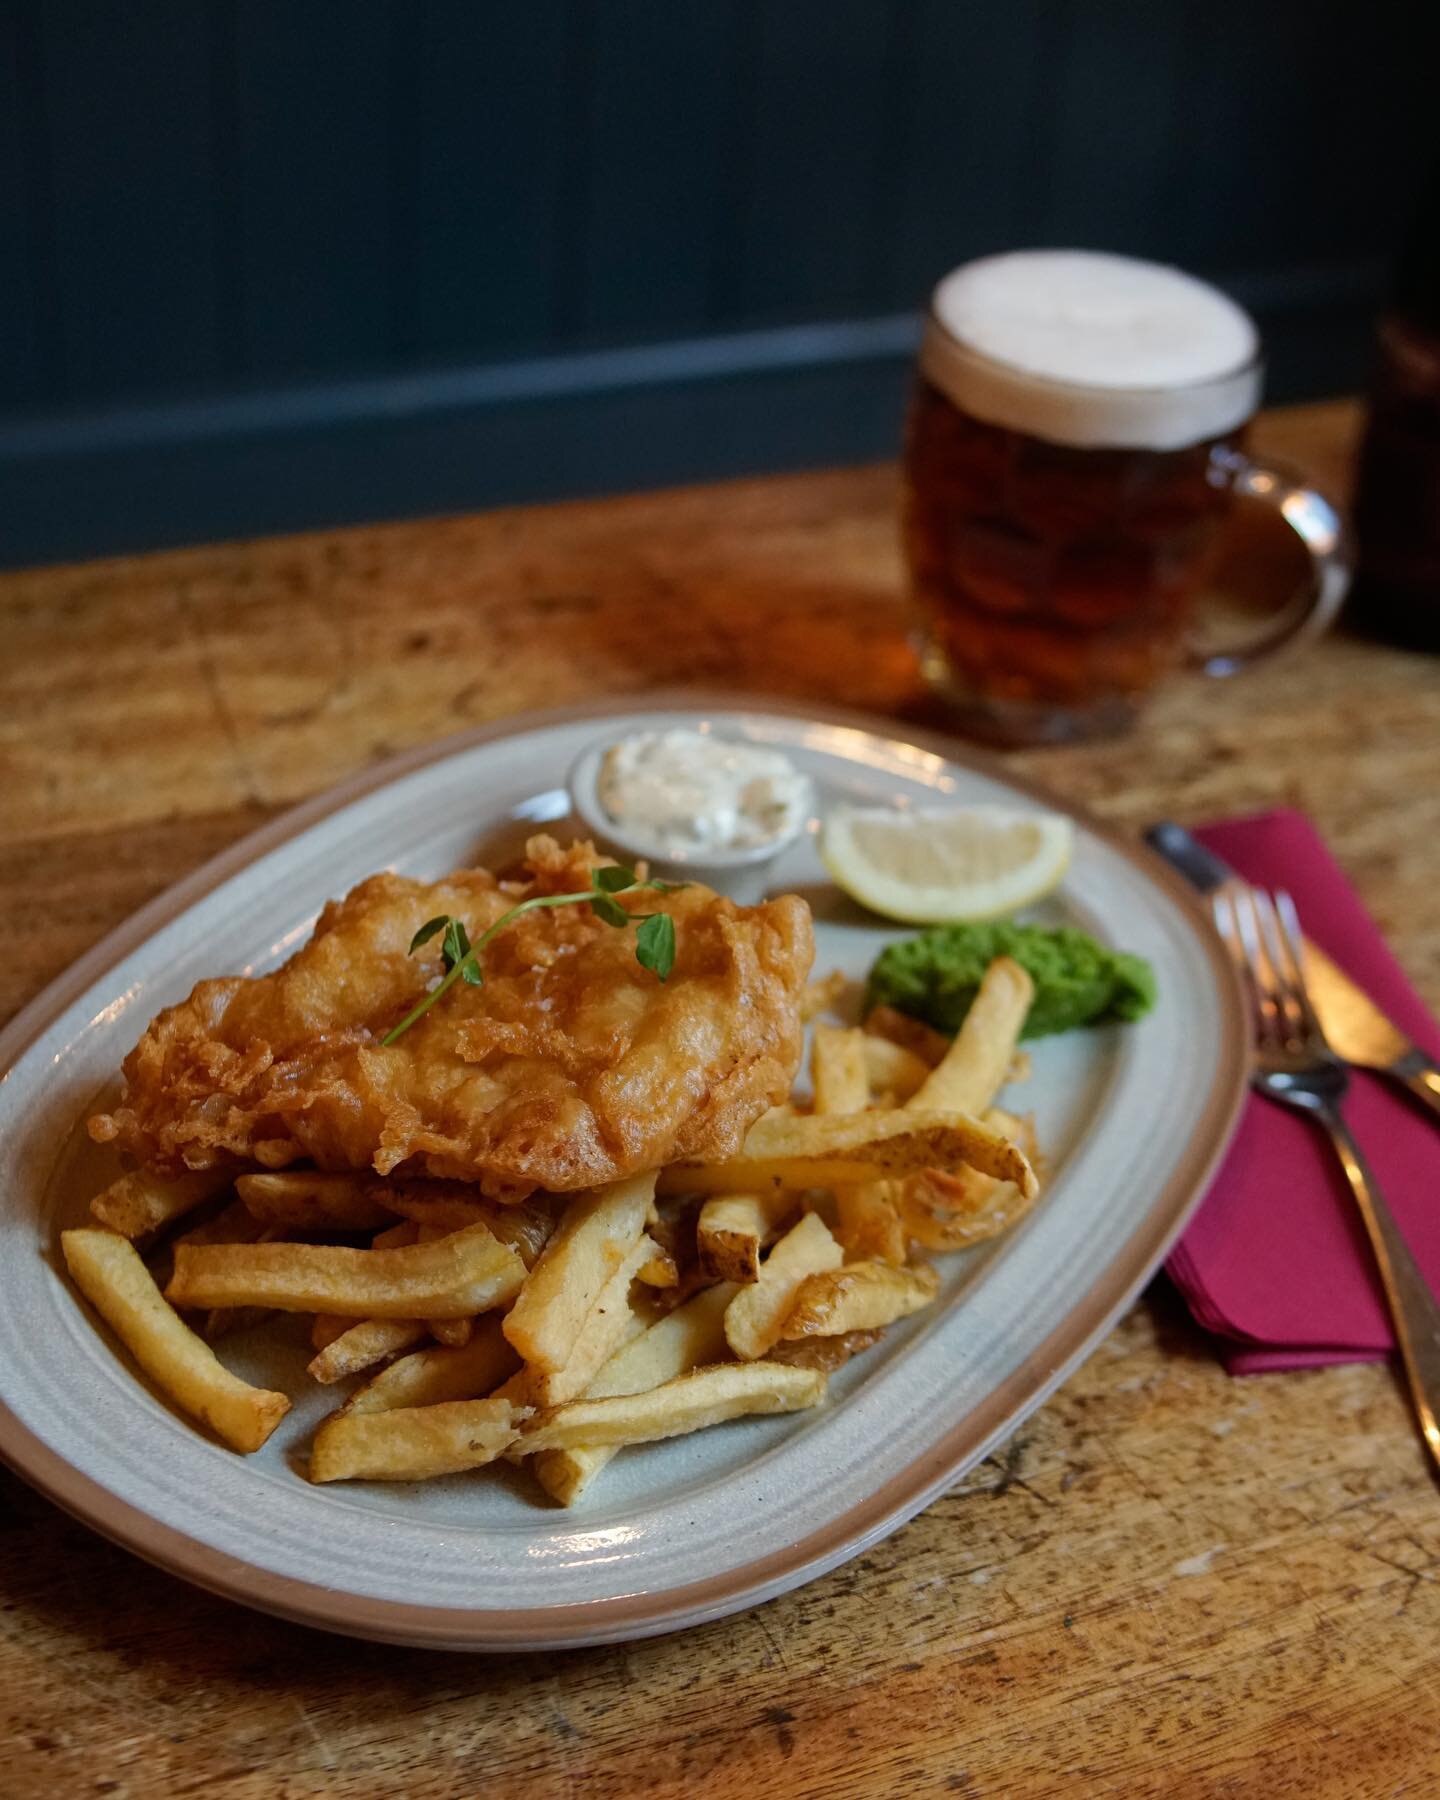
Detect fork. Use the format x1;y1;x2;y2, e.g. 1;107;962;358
1214;884;1440;1477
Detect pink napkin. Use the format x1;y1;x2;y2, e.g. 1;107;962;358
1164;810;1440;1374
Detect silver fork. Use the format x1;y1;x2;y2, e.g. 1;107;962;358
1214;884;1440;1477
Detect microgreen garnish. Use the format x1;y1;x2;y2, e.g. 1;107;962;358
381;865;684;1046
635;911;676;979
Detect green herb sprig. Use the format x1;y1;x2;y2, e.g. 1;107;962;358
381;865;684;1046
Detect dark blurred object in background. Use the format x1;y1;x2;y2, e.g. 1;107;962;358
1350;167;1440;651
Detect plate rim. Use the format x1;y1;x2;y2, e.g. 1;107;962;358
0;691;1248;1649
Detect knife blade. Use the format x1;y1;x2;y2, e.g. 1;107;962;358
1146;820;1440;1122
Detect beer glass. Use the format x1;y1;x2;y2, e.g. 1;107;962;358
903;251;1351;743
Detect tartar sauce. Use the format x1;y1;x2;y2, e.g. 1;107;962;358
597;730;810;856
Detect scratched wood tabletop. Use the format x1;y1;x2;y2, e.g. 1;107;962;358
3;399;1439;1799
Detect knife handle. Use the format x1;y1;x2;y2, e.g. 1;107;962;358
1144;822;1232;894
1318;1103;1440;1480
1393;1048;1440;1124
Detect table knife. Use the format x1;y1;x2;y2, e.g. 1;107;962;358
1146;820;1440;1123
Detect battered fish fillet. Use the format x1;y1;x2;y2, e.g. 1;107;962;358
90;838;814;1200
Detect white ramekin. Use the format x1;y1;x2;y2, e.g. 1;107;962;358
567;737;810;905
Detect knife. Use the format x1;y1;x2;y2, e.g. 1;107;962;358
1146;821;1440;1123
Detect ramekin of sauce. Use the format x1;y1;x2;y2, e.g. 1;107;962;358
568;727;812;902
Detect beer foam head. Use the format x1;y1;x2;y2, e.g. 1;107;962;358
922;251;1261;450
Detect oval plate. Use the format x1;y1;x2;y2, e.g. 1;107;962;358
0;697;1246;1650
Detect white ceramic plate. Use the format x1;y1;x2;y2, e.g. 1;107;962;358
0;698;1245;1650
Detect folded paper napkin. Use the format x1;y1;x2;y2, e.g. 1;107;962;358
1164;809;1440;1374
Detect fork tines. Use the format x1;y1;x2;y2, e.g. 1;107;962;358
1212;885;1321;1055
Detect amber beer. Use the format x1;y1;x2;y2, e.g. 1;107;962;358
903;252;1347;742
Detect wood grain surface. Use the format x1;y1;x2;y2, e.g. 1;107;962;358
3;400;1439;1798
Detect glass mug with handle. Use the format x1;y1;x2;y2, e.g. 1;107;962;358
904;251;1351;743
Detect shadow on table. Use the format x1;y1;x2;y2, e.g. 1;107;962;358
1142;1273;1230;1368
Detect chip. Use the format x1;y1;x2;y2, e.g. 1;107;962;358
235;1171;396;1231
724;1211;843;1360
696;1191;797;1283
166;1220;525;1318
519;1361;827;1454
528;1282;736;1505
89;1168;229;1241
782;1260;939;1336
343;1317;521;1415
661;1108;1037;1198
310;1397;526;1482
62;1229;289;1453
502;1174;654;1374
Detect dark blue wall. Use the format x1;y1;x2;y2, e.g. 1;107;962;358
0;0;1431;568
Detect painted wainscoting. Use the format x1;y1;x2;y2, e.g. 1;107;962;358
0;0;1431;566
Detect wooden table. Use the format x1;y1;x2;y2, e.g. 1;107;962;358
4;399;1439;1798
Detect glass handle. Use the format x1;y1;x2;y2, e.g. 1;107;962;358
1192;454;1354;678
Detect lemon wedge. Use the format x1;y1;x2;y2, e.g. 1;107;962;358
820;804;1073;924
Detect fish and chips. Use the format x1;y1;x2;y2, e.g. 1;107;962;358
61;836;1045;1505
